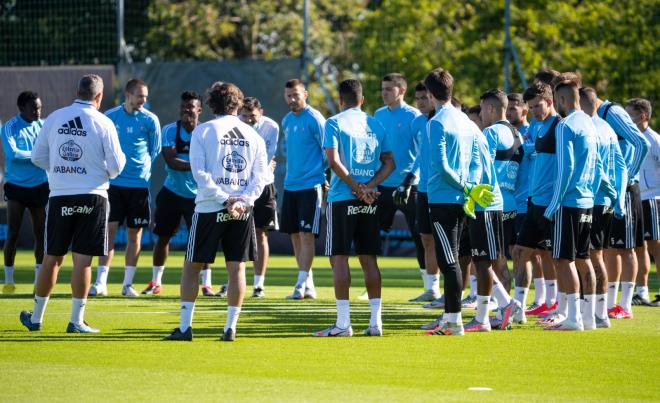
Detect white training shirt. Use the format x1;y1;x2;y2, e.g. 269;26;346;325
190;114;272;213
31;100;126;198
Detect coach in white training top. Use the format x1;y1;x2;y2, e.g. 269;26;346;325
164;82;272;342
19;74;126;334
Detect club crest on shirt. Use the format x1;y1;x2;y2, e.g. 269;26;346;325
59;140;83;161
222;151;246;173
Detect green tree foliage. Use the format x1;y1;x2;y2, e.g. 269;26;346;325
350;0;659;126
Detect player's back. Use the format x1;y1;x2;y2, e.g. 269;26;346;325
483;121;522;212
472;131;503;212
37;100;124;197
426;104;479;204
592;115;618;207
325;108;388;203
555;110;598;208
191;115;270;211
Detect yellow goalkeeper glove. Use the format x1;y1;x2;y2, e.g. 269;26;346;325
464;183;496;208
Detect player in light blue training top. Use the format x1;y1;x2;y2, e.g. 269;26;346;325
506;92;547;313
1;91;48;293
478;90;523;316
543;80;599;331
595;92;651;319
579;86;628;327
373;74;425;293
280;79;326;299
90;79;161;298
423;68;484;336
314;79;395;337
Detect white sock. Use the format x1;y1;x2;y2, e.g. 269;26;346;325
254;274;265;288
533;278;546;305
368;298;382;328
123;266;136;286
492;280;511;308
431;273;440;294
4;266;14;285
305;269;315;289
476;295;490;323
296;270;309;289
71;298;87;325
620;281;635;312
201;269;212;287
557;292;567;316
336;299;350;329
34;264;41;286
583;294;595;326
469;275;478;298
566;293;581;323
514;286;529;306
607;281;619;309
595;294;607;320
420;269;428;289
447;312;462;324
179;301;195;332
636;285;649;301
32;295;49;324
225;305;241;332
545;280;557;306
152;266;164;284
96;265;109;286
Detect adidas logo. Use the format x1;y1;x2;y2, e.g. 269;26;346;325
58;116;87;136
220;127;250;147
645;232;651;237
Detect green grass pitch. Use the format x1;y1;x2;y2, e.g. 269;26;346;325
1;250;659;402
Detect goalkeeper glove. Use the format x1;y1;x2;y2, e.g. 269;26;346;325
463;183;495;208
393;173;416;206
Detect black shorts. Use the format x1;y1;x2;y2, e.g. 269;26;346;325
642;199;660;241
152;187;195;237
377;185;419;235
108;185;150;228
280;187;322;235
502;210;517;249
513;213;526;245
325;200;380;256
254;183;278;230
458;216;471;258
469;211;504;261
609;184;644;248
416;192;432;235
4;182;49;208
428;203;464;267
590;205;613;250
517;202;553;250
186;209;256;263
552;206;592;261
45;194;109;256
